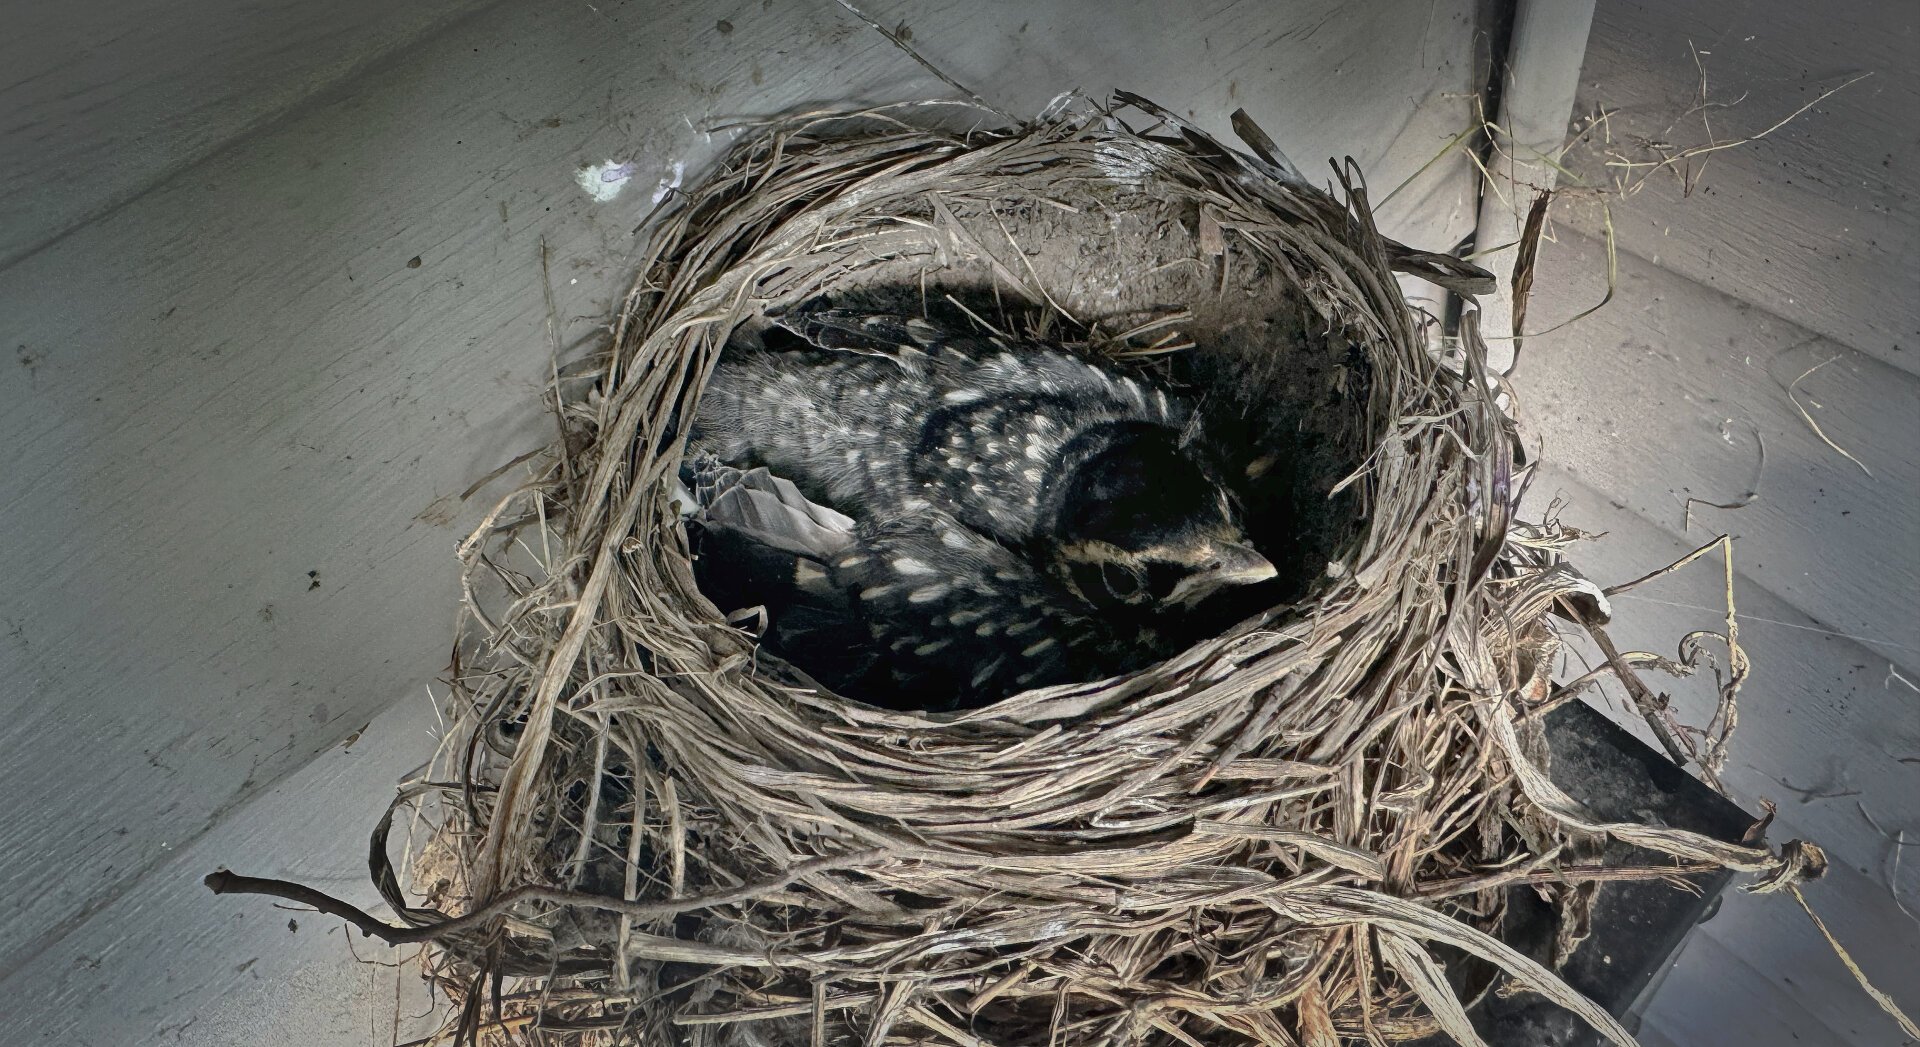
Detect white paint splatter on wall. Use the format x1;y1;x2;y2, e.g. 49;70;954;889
575;158;685;204
575;159;636;202
652;159;686;204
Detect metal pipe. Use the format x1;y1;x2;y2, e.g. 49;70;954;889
1472;0;1597;373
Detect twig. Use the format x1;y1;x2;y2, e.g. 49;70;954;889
1609;592;1919;653
1520;650;1688;724
1856;802;1920;930
1701;536;1747;774
1569;604;1695;771
1603;533;1729;597
203;848;884;946
538;240;576;497
1606;73;1874;196
458;446;550;502
1772;773;1860;805
943;292;1010;339
1418;859;1720;899
1483;199;1619;344
1789;886;1920;1038
1683;426;1765;531
1891;830;1917;930
829;0;1017;125
989;207;1080;326
1785;356;1872;477
1508;190;1552;361
1375;124;1480;209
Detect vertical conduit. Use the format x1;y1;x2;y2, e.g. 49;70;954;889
1472;0;1596;373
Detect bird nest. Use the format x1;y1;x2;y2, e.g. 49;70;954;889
257;96;1826;1046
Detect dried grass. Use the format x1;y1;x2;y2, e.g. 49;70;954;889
208;95;1829;1046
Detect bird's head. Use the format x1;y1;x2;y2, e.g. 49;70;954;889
1048;427;1277;613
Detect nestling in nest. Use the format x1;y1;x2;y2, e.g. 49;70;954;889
683;305;1287;711
204;93;1833;1047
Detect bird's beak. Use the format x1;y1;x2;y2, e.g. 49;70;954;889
1167;542;1278;606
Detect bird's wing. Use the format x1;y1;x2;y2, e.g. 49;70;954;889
692;460;857;562
681;455;884;687
827;513;1090;707
782;309;1186;429
773;308;983;364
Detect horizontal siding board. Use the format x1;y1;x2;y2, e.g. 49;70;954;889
1518;227;1920;665
1553;0;1920;375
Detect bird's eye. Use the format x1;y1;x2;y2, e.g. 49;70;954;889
1100;561;1146;601
1143;562;1182;602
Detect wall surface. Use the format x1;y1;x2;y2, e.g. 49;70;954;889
0;1;1485;1043
1514;0;1920;1042
11;1;1911;1044
1548;0;1917;373
0;0;492;267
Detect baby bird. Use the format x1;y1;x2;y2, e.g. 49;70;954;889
687;309;1278;707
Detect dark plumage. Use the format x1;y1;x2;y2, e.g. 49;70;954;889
685;309;1279;708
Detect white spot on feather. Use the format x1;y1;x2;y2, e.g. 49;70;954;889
892;557;934;575
972;659;1003;687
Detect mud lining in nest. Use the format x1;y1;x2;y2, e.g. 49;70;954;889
253;96;1828;1046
